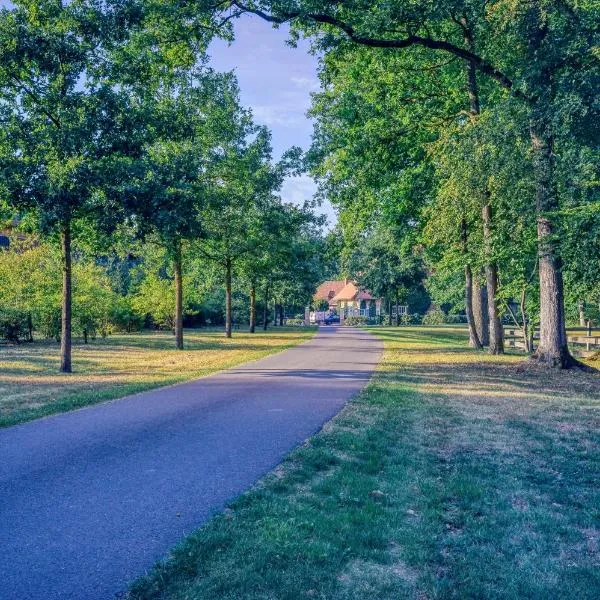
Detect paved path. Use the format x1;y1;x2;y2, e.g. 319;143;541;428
0;327;382;600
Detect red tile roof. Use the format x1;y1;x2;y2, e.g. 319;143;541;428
332;282;359;302
356;289;377;300
314;280;347;301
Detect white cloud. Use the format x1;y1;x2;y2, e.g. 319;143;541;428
290;76;320;92
252;105;301;127
281;174;317;205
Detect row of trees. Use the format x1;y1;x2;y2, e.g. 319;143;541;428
0;236;320;343
214;0;599;368
0;0;324;371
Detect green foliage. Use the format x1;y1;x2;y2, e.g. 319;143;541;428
422;309;449;326
0;308;29;343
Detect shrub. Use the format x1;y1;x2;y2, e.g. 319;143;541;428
0;308;29;343
422;309;448;325
343;316;369;327
285;318;305;326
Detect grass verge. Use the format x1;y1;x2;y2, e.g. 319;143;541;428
128;326;600;600
0;327;316;428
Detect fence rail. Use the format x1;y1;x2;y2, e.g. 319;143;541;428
504;327;600;352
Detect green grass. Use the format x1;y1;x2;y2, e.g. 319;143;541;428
0;327;316;428
128;326;600;600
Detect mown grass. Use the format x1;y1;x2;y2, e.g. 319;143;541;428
0;327;316;428
128;326;600;600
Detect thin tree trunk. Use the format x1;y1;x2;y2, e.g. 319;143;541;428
530;124;572;367
482;201;504;354
60;220;72;373
578;300;586;327
174;244;184;350
395;291;400;326
279;304;284;326
388;298;392;326
463;32;502;354
263;282;269;331
27;313;33;342
520;287;531;353
225;258;232;338
473;280;489;346
249;284;256;333
465;265;482;349
461;218;482;349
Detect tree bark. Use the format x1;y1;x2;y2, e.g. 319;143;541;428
482;201;504;354
578;300;586;327
395;291;400;326
387;298;392;326
60;220;72;373
473;280;489;346
263;282;269;331
174;245;184;350
461;217;482;349
530;124;573;367
520;287;532;354
465;265;482;349
249;284;256;333
225;257;232;338
27;312;33;342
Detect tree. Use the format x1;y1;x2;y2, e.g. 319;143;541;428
221;0;599;367
198;128;297;337
120;68;244;348
0;0;135;371
347;224;427;324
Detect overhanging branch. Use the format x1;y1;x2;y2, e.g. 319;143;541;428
231;1;522;97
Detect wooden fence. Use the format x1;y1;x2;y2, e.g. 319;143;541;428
504;327;600;354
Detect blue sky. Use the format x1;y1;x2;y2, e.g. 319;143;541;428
208;15;335;227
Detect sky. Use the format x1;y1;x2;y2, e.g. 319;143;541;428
208;15;336;227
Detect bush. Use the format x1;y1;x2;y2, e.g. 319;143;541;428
285;318;305;326
0;308;29;343
343;316;369;327
400;312;423;325
422;309;448;325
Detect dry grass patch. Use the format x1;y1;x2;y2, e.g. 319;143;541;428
0;327;316;427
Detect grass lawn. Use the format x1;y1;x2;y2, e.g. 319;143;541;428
0;327;316;428
129;326;600;600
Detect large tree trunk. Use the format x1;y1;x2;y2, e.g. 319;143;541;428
249;284;256;333
473;280;489;346
263;282;269;331
225;257;232;338
482;201;504;354
530;125;573;367
174;245;184;350
465;265;482;349
461;218;482;349
60;220;72;373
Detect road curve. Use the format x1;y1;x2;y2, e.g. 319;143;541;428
0;326;382;600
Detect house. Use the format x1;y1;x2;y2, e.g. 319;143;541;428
313;280;348;310
314;279;383;319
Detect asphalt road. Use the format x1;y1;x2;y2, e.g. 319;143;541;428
0;326;382;600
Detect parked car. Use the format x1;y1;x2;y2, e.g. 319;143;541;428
324;314;340;325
